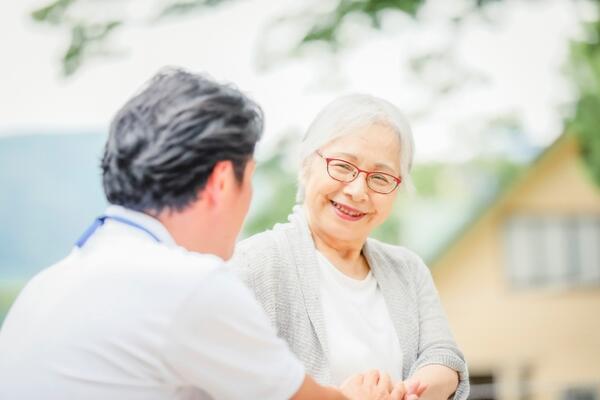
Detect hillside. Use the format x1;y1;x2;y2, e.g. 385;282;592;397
0;133;107;281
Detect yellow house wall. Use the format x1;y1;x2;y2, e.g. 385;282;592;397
432;136;600;400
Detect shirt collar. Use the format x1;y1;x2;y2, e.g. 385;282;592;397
104;205;177;247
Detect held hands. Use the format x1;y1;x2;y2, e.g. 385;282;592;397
397;379;428;400
340;370;428;400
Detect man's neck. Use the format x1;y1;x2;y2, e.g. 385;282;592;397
156;205;228;260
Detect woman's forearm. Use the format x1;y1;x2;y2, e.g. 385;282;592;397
407;365;459;400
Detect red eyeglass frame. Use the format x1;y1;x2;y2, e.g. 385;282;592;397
316;151;402;194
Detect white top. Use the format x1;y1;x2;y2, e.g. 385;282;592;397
317;251;403;385
0;206;305;400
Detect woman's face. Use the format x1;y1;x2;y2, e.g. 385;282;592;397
303;123;402;245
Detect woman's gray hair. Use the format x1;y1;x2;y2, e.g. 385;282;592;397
297;93;415;202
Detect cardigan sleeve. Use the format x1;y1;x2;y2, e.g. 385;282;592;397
230;233;280;328
408;256;470;400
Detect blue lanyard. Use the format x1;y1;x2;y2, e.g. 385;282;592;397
75;215;162;248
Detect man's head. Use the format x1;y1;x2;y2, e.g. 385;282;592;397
101;67;263;257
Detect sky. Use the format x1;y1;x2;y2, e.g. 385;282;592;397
0;0;590;162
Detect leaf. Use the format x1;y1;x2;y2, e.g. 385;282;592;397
567;18;600;187
31;0;76;25
61;21;123;76
570;95;600;186
62;24;85;76
157;0;232;19
300;0;424;47
475;0;502;7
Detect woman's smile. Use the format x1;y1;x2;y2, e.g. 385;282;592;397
330;200;368;221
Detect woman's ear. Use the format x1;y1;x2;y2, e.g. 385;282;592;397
299;153;317;186
296;161;309;198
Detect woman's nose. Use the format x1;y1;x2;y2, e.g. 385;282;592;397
343;172;369;201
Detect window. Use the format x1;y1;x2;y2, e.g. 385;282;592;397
504;215;600;288
562;387;597;400
469;374;496;400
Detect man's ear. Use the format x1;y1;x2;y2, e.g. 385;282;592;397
202;160;235;207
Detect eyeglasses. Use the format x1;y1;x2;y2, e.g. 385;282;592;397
317;151;402;194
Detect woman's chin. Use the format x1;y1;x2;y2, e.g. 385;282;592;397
324;217;370;242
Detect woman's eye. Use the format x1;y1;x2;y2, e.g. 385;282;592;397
332;162;354;172
371;174;391;183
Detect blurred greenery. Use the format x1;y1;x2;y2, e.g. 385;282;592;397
243;142;298;235
0;284;23;327
0;131;524;325
30;0;500;76
29;0;600;182
6;0;596;325
243;131;524;249
299;0;423;47
567;18;600;186
158;0;235;18
31;0;75;24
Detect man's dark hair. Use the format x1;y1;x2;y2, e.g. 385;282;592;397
101;67;263;213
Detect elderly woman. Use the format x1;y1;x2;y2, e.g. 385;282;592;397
232;94;469;400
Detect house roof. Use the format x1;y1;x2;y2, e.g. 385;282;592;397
429;132;576;267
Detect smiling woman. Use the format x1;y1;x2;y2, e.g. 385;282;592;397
232;94;469;400
303;124;402;259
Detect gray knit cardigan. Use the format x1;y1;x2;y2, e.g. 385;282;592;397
232;206;469;399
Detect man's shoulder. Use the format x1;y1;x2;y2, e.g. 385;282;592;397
91;232;224;271
152;243;225;271
24;244;227;302
131;243;229;289
66;237;228;298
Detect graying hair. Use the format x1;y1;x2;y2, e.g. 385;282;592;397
297;93;415;202
102;67;263;213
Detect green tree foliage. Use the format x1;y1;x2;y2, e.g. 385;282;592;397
31;0;503;76
242;129;523;245
568;16;600;186
299;0;423;46
30;0;232;76
242;148;298;237
27;0;600;241
0;284;23;323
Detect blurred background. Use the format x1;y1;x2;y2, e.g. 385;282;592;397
1;0;599;399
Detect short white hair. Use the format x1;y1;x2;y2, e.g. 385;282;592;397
297;93;415;202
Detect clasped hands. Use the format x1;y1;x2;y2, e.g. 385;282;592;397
340;370;427;400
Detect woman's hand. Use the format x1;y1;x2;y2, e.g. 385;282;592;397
405;365;458;399
338;371;428;400
340;369;397;400
395;380;428;400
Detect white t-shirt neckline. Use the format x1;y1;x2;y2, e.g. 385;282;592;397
316;251;403;385
316;252;374;289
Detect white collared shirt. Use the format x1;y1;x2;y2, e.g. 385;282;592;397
317;251;403;385
0;206;304;400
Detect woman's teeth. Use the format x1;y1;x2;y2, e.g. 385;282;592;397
331;201;365;217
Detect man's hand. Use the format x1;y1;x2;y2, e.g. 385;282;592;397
340;370;395;400
338;371;429;400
